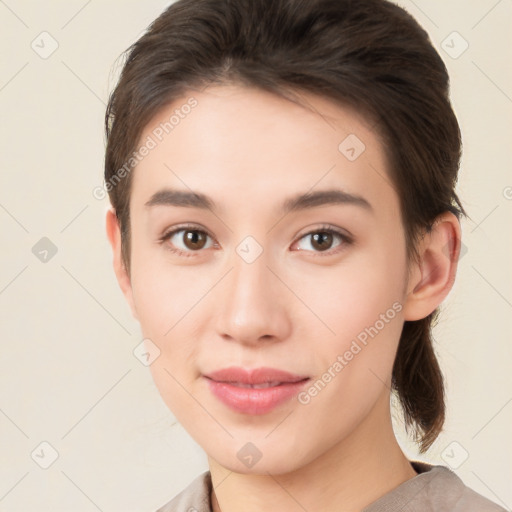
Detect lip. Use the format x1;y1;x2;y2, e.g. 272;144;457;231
203;366;310;415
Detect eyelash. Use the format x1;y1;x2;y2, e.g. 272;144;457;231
159;223;353;258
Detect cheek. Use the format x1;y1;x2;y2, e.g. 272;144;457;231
293;265;405;447
128;254;214;412
295;251;406;346
291;247;407;404
129;247;209;340
131;262;204;420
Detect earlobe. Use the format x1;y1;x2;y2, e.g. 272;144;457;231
105;208;138;321
402;212;462;321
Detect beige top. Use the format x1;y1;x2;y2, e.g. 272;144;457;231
155;461;507;512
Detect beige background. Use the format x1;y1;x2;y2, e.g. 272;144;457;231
0;0;511;510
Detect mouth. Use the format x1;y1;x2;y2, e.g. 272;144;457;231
203;367;310;415
216;381;295;389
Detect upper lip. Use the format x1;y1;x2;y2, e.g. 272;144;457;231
204;366;309;385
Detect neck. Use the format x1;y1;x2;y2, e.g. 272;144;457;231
209;389;417;512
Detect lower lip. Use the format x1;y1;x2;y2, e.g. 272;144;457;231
205;377;310;415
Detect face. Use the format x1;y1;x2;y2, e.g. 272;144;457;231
121;84;413;473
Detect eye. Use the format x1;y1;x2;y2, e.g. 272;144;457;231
159;223;352;258
160;225;216;257
292;225;352;255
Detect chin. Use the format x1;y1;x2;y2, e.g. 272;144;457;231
206;437;312;476
223;457;299;476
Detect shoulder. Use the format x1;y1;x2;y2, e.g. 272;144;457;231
424;464;508;512
155;464;507;512
364;461;507;512
155;471;212;512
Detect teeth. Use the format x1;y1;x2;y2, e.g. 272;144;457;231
230;381;282;389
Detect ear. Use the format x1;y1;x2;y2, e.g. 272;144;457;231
105;207;138;320
402;211;462;321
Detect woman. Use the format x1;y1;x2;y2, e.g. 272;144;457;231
103;0;506;510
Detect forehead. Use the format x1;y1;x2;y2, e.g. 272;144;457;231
130;84;398;220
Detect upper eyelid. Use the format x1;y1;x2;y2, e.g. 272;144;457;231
163;223;348;238
296;224;351;240
162;224;351;249
163;223;215;239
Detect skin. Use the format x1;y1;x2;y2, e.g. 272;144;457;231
106;84;461;512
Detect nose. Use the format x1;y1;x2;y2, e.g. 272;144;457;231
215;248;292;347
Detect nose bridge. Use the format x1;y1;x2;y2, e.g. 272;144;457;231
230;249;270;305
215;241;290;344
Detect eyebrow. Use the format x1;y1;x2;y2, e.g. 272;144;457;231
144;188;373;215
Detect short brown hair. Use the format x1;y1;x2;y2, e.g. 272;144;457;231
104;0;466;452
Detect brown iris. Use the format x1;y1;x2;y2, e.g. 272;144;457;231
183;230;208;250
310;231;333;251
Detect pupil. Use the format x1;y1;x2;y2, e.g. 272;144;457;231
185;230;206;250
312;232;332;251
